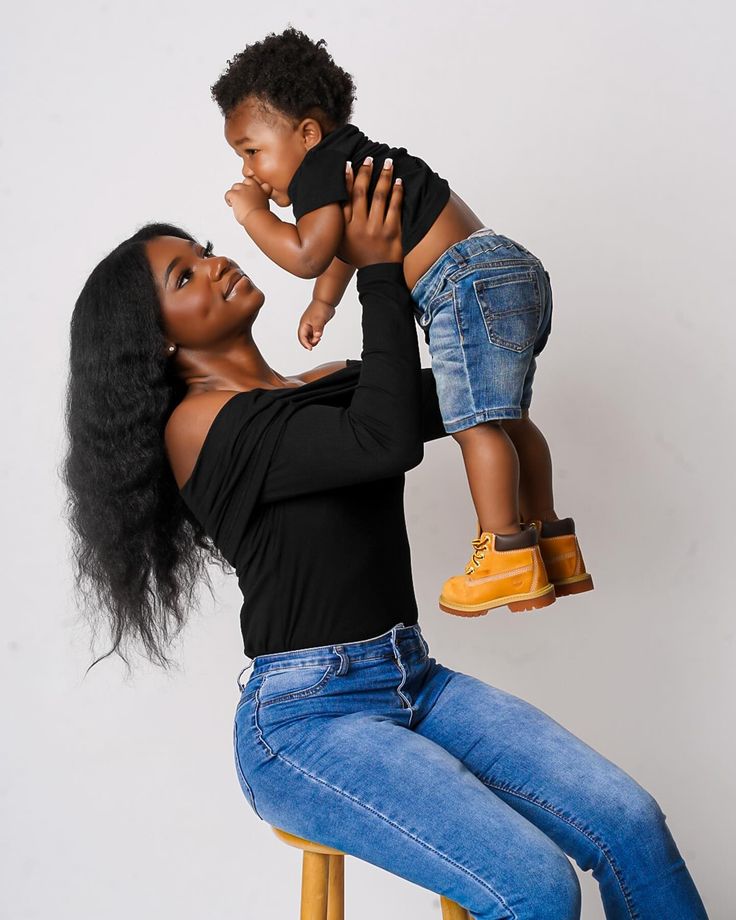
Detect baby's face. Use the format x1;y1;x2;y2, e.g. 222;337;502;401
225;98;319;207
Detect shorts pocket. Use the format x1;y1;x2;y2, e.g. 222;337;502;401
258;665;336;708
473;270;541;352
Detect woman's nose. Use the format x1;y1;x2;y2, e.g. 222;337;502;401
208;255;231;281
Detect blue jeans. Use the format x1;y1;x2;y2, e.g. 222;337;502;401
233;624;707;920
411;229;553;433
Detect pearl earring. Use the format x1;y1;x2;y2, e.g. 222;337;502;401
168;344;176;353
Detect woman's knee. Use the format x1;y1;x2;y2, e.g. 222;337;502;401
608;778;668;850
524;848;581;920
470;843;580;920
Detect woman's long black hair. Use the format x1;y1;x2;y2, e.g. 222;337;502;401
63;223;228;671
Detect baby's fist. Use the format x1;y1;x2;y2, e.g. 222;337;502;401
298;299;336;350
224;179;269;226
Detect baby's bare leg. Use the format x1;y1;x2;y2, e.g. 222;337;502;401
452;422;520;535
501;413;557;524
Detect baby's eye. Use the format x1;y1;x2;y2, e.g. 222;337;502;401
243;149;257;157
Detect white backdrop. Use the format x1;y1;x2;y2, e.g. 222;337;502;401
1;1;733;917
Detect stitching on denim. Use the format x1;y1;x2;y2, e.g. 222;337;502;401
253;686;276;757
392;654;413;723
474;271;536;291
260;667;336;708
233;717;262;818
252;649;423;677
448;258;537;285
482;780;638;920
447;284;475;411
444;408;524;431
273;749;517;919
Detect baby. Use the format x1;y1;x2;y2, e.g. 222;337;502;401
212;28;593;615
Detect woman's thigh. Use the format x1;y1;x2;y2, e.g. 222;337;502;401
413;666;704;919
234;657;580;920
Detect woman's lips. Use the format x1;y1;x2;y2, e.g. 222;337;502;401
224;271;250;299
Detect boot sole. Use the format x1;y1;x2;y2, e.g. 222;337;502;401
439;585;556;618
553;574;594;597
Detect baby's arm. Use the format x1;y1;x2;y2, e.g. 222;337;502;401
225;178;343;279
298;257;357;350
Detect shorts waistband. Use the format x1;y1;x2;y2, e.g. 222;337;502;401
247;623;427;678
411;227;497;304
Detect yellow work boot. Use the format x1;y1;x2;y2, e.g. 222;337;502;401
439;526;556;617
532;518;594;597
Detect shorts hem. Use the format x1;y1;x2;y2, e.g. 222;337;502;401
444;407;523;433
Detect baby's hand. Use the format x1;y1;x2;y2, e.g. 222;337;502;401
224;178;270;227
298;299;337;350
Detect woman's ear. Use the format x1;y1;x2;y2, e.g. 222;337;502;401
300;117;324;152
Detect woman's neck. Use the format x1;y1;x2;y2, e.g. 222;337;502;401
179;337;294;395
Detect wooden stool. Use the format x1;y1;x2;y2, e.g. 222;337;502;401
272;826;471;919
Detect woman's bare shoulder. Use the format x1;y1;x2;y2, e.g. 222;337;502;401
165;390;241;489
294;360;349;385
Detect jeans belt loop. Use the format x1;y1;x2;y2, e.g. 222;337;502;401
334;646;350;676
236;660;254;690
390;622;405;659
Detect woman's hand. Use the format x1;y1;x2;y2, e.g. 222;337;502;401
340;158;404;268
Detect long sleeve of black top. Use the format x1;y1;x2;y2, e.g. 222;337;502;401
260;263;424;503
180;263;443;656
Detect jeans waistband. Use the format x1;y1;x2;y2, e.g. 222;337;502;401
242;623;427;683
411;227;497;305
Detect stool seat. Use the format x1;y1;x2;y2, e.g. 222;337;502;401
273;826;344;856
271;826;470;919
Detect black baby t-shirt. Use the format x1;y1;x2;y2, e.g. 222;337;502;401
287;124;450;255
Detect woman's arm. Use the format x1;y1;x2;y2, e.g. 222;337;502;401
420;367;450;443
262;265;422;500
260;163;423;501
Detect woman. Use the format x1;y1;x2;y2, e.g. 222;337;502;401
65;162;707;919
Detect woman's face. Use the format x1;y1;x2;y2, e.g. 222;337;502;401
146;236;265;349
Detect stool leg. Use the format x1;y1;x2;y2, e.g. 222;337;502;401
301;851;330;920
326;854;344;920
441;895;471;919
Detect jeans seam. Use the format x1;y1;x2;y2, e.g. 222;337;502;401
482;780;639;920
233;717;262;819
260;667;336;708
253;686;276;757
447;284;475;414
272;748;517;919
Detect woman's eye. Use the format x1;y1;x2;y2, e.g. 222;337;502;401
177;241;215;288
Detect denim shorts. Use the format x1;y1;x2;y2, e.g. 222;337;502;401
411;229;553;433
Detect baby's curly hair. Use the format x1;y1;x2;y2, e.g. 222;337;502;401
211;27;356;128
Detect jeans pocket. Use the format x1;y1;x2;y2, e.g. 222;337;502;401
258;664;337;708
473;270;541;352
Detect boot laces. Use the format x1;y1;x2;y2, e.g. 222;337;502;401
465;534;491;574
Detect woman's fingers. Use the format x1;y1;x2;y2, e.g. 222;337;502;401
341;162;354;223
349;156;373;222
367;158;394;229
384;176;404;237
